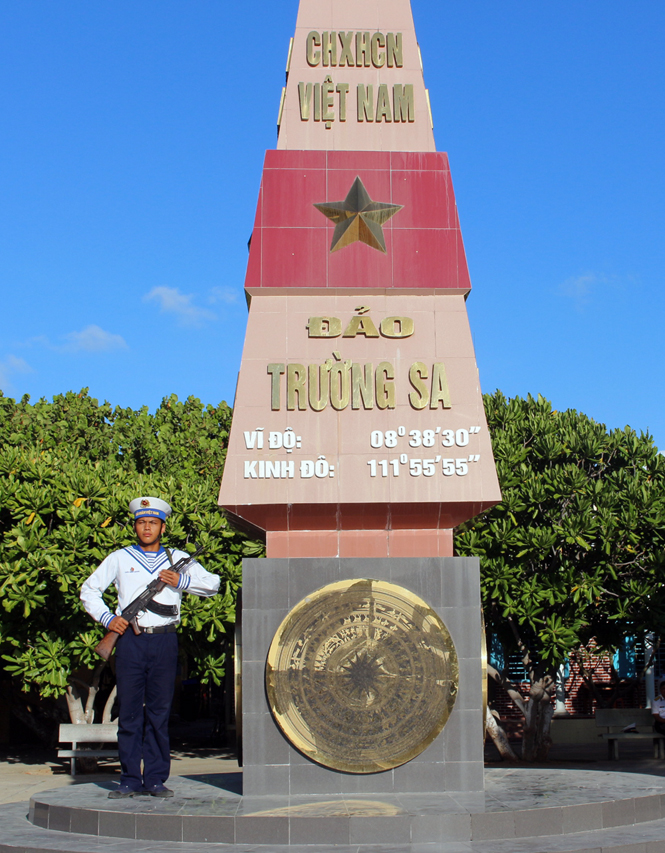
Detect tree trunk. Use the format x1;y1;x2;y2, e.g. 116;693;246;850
521;675;556;761
66;663;108;725
102;686;117;723
65;684;86;725
485;706;519;761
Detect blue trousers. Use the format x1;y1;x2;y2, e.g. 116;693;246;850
115;630;178;790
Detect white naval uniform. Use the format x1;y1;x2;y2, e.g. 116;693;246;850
80;544;220;628
652;696;665;720
81;543;220;791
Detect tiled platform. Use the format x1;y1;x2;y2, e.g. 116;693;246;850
1;768;665;851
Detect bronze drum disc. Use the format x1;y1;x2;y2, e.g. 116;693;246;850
265;578;458;773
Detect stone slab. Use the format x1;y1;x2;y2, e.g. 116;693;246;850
21;768;665;847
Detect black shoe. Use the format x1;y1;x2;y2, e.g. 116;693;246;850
144;784;174;798
108;785;140;799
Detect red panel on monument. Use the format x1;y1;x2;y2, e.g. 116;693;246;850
244;150;471;294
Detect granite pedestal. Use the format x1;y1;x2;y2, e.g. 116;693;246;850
12;766;665;851
241;557;483;798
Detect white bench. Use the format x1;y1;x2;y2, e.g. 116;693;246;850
595;708;665;760
57;723;119;775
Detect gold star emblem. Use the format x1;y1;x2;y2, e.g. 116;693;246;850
314;176;403;254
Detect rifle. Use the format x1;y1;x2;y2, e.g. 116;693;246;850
94;544;205;661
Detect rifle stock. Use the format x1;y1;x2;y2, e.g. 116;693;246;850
95;629;120;661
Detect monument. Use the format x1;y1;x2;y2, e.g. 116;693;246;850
13;3;665;851
218;0;501;801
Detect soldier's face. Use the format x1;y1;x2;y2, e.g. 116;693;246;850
134;517;165;547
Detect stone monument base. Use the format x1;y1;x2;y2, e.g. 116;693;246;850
8;767;665;852
241;557;483;798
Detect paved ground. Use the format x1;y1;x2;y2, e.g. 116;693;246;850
2;738;665;807
0;749;241;805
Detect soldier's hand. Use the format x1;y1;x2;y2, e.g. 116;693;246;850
108;616;129;635
159;569;180;588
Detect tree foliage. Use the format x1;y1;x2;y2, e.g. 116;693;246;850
456;392;665;759
0;389;260;730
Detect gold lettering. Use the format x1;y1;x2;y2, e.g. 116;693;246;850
355;31;370;67
298;82;312;120
408;362;429;410
380;316;414;338
306;31;321;66
286;364;307;410
430;363;452;409
376;84;392;123
322;76;335;122
307;317;342;337
343;315;379;338
393;84;414;122
357;84;374;122
376;362;395;409
308;364;329;411
386;32;403;67
267;363;285;410
329;363;351;410
371;33;386;67
321;31;337;67
352;363;374;409
338;31;354;66
313;83;321;121
336;83;349;121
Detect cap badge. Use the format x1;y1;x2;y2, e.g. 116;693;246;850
141;499;150;507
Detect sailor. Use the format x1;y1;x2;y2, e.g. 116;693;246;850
80;497;220;799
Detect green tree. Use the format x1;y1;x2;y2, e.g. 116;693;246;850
0;390;261;740
456;392;665;761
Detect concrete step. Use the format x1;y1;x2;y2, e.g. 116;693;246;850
4;801;665;853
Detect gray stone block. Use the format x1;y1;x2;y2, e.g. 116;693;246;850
98;809;137;839
289;815;350;844
288;558;342;601
349;813;411;844
441;812;472;842
513;805;563;837
561;802;604;833
471;809;515;840
242;608;287;662
339;767;396;794
244;559;289;610
46;805;70;832
242;762;290;797
70;806;99;835
415;729;445;763
398;759;445;793
289;762;343;795
453;658;483;710
243;712;290;766
411;813;445;842
443;708;483;762
135;813;182;842
31;802;48;829
182;814;234;843
444;761;484;793
387;559;443;602
440;559;481;608
603;797;636;828
236;815;289;844
635;794;662;823
440;607;482;657
237;664;268;712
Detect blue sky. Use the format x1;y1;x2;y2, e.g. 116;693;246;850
1;1;663;449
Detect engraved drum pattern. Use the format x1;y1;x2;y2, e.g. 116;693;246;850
266;578;458;773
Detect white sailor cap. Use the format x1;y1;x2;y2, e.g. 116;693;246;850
129;497;172;521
